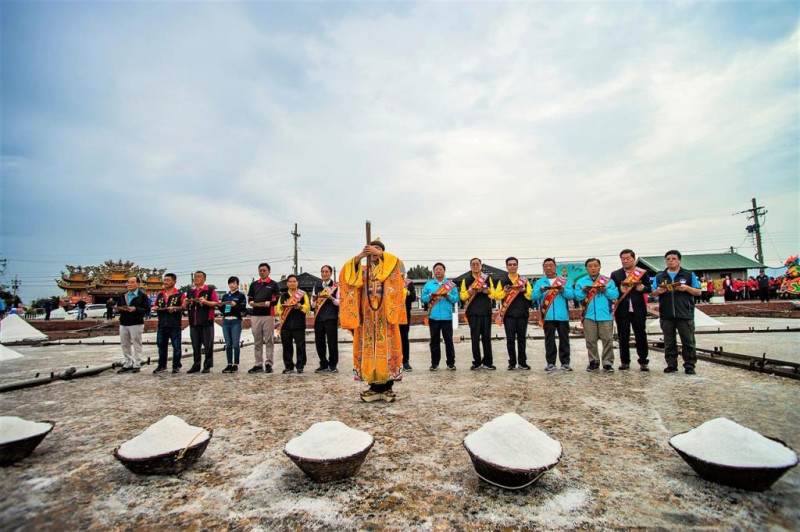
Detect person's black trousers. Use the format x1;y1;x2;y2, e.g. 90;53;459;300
190;323;214;369
660;318;696;370
615;312;649;366
399;323;411;365
503;316;528;366
281;327;306;370
314;319;338;369
429;319;455;367
543;320;570;365
468;314;493;366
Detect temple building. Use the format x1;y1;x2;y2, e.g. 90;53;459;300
57;260;165;304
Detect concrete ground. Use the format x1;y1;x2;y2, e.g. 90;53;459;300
0;323;798;530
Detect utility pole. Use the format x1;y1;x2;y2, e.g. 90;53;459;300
11;276;20;301
734;198;767;264
291;223;301;275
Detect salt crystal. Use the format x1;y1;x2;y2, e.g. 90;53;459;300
464;413;562;470
670;417;798;468
117;415;209;459
285;421;373;460
0;416;52;445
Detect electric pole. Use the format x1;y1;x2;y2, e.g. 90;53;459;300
291;223;301;275
734;198;767;265
11;276;21;301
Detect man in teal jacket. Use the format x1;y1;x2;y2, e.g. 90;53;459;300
574;258;619;372
421;263;460;370
531;258;575;372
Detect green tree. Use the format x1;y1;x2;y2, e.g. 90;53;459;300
0;284;21;308
407;265;432;279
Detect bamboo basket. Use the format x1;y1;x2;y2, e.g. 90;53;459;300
669;433;798;491
284;441;374;482
463;441;561;490
114;427;213;475
0;421;55;466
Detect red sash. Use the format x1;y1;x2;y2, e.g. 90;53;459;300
424;280;456;325
493;276;528;325
580;276;609;322
538;277;566;327
312;283;337;325
462;274;488;323
612;267;646;316
278;290;305;333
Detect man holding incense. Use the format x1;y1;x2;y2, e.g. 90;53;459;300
340;238;407;403
531;258;574;372
421;262;460;371
459;257;495;370
610;249;651;371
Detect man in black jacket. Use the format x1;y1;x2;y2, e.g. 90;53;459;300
460;258;495;370
610;249;651;371
653;250;702;375
312;265;340;373
116;277;151;374
400;278;417;371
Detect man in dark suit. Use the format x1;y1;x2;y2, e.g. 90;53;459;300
611;249;652;371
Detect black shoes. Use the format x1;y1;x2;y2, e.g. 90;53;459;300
117;367;132;374
131;367;141;373
587;361;600;372
187;366;201;374
315;366;328;373
507;365;516;371
248;366;264;374
470;364;481;371
685;368;697;375
153;366;167;374
297;368;304;374
483;364;497;370
222;365;234;373
618;364;630;371
265;365;273;373
172;367;180;374
603;365;614;373
447;365;456;371
201;367;211;374
519;364;531;371
664;367;678;373
328;367;338;373
640;365;650;372
429;365;438;371
403;363;413;371
282;368;294;374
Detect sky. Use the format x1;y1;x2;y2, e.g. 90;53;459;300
1;0;798;302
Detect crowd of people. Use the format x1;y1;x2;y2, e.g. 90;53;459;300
106;243;709;404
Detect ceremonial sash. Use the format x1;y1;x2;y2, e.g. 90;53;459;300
462;274;488;323
493;276;528;325
424;280;456;325
312;283;337;325
538;277;566;327
612;267;647;316
277;290;305;333
580;276;609;322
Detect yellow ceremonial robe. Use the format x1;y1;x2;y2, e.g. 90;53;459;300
339;252;407;384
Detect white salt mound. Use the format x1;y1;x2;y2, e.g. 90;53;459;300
285;421;373;460
117;415;210;459
0;416;53;445
464;412;562;470
670;417;798;468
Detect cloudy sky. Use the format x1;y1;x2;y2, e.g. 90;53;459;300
1;1;798;302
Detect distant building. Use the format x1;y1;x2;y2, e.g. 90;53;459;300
57;260;165;304
636;252;764;280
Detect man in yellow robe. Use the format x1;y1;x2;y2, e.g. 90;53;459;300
339;240;407;403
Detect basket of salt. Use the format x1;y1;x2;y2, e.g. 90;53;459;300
669;417;798;491
114;415;212;475
463;412;562;490
0;417;55;466
284;421;374;482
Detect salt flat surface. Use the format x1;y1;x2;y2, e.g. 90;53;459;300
0;417;52;444
670;417;798;468
117;415;210;459
284;421;372;460
464;412;561;470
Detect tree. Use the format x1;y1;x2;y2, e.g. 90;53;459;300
0;284;21;308
406;265;432;279
30;296;60;309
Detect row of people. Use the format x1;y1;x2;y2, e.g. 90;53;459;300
113;245;701;403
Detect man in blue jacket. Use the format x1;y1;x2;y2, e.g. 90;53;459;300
531;258;575;372
653;250;702;375
421;263;460;370
574;258;619;372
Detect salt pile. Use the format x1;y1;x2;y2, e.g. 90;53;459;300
117;415;210;459
285;421;373;460
670;417;798;468
0;416;53;445
464;413;562;470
